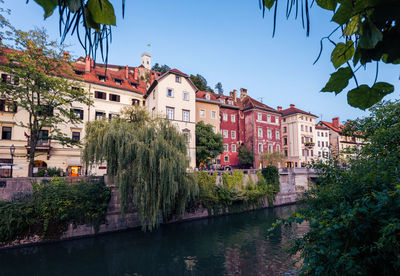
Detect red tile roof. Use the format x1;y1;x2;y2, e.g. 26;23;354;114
169;68;188;77
196;91;219;102
280;105;317;117
318;121;343;133
240;96;278;113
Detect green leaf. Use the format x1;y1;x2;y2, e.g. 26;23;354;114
343;16;360;36
347;83;394;110
66;0;81;13
353;46;361;66
34;0;58;18
331;41;355;69
85;6;100;32
264;0;276;9
87;0;116;26
359;20;383;49
321;67;353;94
332;0;353;25
315;0;338;11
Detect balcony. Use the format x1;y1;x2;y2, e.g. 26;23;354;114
26;140;52;159
304;142;315;148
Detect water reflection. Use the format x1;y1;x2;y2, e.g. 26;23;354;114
0;205;307;276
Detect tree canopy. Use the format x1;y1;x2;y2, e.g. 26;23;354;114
151;63;170;75
0;27;92;176
195;121;223;166
215;82;224;95
189;74;214;92
83;106;198;231
260;0;399;110
238;145;254;168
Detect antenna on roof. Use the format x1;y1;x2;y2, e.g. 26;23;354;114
258;97;264;103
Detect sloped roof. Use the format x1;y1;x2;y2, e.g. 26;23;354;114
196;91;219;102
318;121;342;133
240;96;279;113
280;105;318;117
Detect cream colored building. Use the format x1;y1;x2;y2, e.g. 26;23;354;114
315;125;330;162
279;104;318;167
195;91;220;133
0;53;154;177
144;69;197;169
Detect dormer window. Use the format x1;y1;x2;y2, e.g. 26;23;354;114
220;99;224;103
98;75;106;82
115;79;122;85
130;82;138;88
74;70;84;76
228;100;233;105
205;94;210;100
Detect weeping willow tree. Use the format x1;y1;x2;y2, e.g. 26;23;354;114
82;106;198;231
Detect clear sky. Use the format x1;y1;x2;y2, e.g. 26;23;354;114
4;0;399;122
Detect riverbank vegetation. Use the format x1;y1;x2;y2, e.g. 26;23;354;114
195;166;280;214
0;177;110;244
271;100;400;275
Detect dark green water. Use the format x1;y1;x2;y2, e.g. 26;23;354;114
0;205;307;276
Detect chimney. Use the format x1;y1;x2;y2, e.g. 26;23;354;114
290;104;295;108
232;89;237;101
134;67;139;80
332;117;340;128
229;91;233;97
125;65;129;79
63;51;69;60
84;56;91;72
277;106;282;111
240;88;247;98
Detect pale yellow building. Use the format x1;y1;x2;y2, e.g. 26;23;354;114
279;104;318;167
195;91;220;133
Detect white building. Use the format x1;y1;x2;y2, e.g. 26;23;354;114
144;69;197;169
315;125;330;162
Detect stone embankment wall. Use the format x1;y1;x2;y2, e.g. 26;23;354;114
0;169;316;249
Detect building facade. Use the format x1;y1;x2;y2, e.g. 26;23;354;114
315;125;330;162
144;69;197;169
279;104;318;167
195;91;220;133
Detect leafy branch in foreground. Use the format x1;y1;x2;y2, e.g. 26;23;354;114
260;0;399;110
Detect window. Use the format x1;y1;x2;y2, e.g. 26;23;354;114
276;130;280;140
267;129;272;139
205;94;210;100
109;94;120;102
153;90;156;100
132;99;140;106
305;126;308;132
322;141;325;147
267;115;271;122
231;144;237;152
223;113;227;121
109;113;119;120
175;76;181;83
183;92;189;101
318;151;321;157
72;131;80;141
94;91;107;100
74;70;84;76
72;109;84;120
212;126;216;133
228;100;233;105
284;149;288;157
268;144;273;153
309;126;312;132
223;144;229;152
325;132;328;137
311;150;314;156
318;141;321;147
258;143;263;153
183;110;190;122
275;116;279;123
258;127;263;138
95;111;105;120
166;107;174;120
283;137;288;145
301;125;304;131
231;130;236;139
38;130;49;145
167;89;173;97
257;113;262;120
200;110;205;118
115;79;122;85
183;130;190;143
152;107;155;118
276;144;281;152
301;136;304;144
231;114;236;122
1;126;11;140
326;141;329;147
98;75;106;82
283;118;286;122
0;100;17;113
317;131;320;137
283;126;287;133
223;130;228;138
224;155;229;162
211;111;216;119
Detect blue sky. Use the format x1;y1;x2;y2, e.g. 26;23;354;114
5;0;399;122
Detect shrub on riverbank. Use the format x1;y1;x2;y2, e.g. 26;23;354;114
195;169;280;214
0;178;111;244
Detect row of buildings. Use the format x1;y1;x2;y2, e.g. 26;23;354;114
0;52;363;177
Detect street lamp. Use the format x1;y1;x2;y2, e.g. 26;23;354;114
9;144;15;178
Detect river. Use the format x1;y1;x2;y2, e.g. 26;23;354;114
0;205;307;276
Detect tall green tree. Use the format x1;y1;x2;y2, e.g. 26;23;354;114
260;0;399;109
270;100;400;275
151;63;170;75
189;74;214;92
215;82;224;95
195;121;223;166
238;145;254;168
0;28;92;177
260;151;285;167
83;106;198;231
